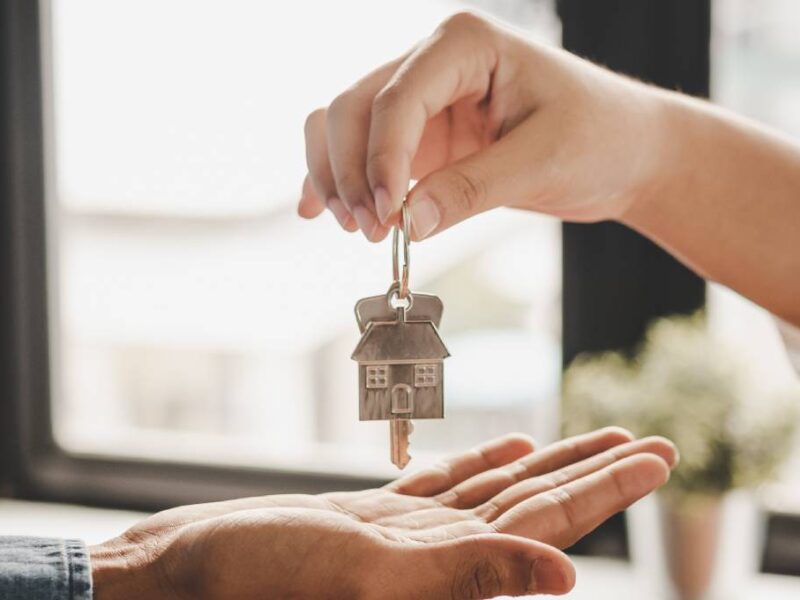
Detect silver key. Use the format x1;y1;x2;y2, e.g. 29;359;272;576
350;203;450;469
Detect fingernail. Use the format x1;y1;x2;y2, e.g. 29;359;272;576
530;559;568;594
408;195;440;240
374;187;392;225
353;205;378;240
327;197;352;229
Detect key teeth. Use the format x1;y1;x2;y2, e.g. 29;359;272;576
402;422;413;469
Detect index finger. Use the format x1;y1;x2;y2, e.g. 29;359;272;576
386;432;535;497
366;12;500;224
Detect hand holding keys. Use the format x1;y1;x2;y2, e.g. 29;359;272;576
351;204;450;468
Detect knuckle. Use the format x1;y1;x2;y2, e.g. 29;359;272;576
372;84;406;117
303;108;325;136
440;10;488;34
335;171;369;206
366;148;394;168
366;148;397;184
549;487;578;529
453;555;503;600
477;498;502;521
507;460;530;483
601;425;635;441
542;470;569;490
327;92;355;123
447;165;487;213
608;466;628;500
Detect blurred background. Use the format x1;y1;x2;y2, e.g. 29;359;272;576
1;0;800;598
48;0;563;475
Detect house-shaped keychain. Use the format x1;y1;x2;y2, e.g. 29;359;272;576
352;296;450;421
350;202;450;468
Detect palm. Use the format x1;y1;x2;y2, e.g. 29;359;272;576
132;427;674;552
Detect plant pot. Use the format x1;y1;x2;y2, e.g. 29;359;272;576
660;495;723;600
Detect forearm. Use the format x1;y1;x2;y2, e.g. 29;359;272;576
623;91;800;325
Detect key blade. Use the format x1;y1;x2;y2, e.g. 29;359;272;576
390;419;413;469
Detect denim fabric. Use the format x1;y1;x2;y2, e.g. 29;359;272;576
0;537;92;600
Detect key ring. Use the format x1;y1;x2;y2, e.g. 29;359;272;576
386;280;413;311
392;202;411;298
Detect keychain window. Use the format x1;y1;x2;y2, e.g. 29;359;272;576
414;364;438;387
366;365;389;389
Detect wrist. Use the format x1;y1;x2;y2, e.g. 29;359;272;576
617;87;691;229
90;541;171;600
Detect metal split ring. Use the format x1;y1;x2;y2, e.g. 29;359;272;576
392;202;411;298
386;281;413;311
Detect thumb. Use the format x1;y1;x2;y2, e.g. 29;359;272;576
406;127;538;240
392;534;575;599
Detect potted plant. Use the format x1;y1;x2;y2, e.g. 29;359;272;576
562;312;799;600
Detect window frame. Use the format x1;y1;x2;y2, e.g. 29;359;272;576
413;363;438;388
0;1;388;511
366;365;389;389
0;0;707;513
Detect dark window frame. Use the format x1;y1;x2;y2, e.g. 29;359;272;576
0;1;387;511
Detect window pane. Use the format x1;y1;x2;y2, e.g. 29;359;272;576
48;0;562;477
710;0;800;503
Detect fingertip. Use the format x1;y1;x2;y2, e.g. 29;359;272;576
407;192;441;240
366;141;410;227
628;453;672;488
353;205;380;241
298;195;324;219
473;432;536;467
297;200;311;219
327;196;354;229
670;444;680;468
374;186;394;225
370;224;391;242
598;426;636;444
298;175;326;219
500;432;537;454
563;554;578;592
530;551;576;595
640;436;680;468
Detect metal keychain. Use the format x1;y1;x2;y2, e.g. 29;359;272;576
351;203;450;468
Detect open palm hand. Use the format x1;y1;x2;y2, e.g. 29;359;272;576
91;428;677;599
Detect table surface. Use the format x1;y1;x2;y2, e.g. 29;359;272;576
1;498;798;599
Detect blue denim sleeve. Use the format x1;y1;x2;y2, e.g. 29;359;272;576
0;536;92;600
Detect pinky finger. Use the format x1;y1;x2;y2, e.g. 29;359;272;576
298;174;358;232
298;175;326;219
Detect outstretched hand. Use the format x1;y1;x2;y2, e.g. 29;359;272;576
90;427;677;599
